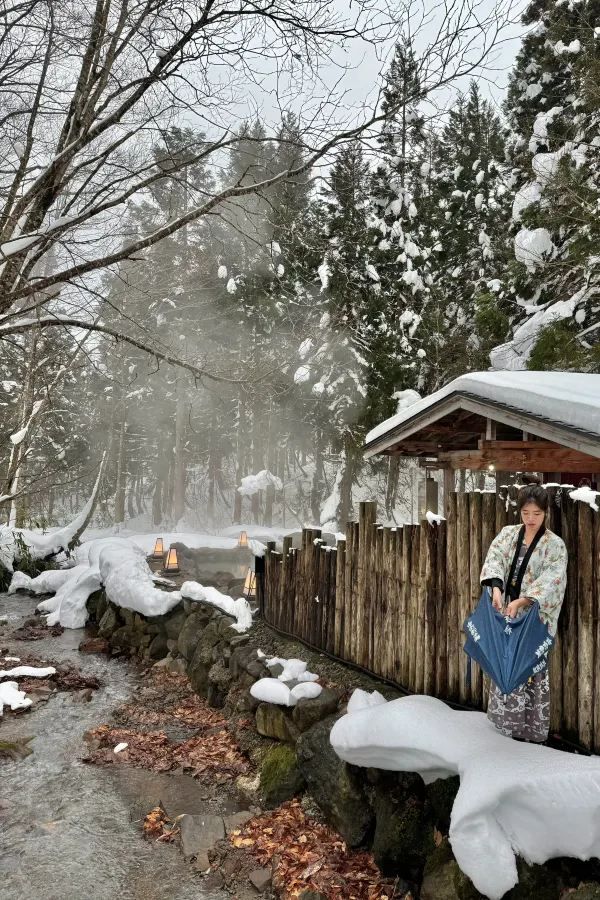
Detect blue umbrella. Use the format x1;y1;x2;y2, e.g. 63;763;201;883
463;588;554;696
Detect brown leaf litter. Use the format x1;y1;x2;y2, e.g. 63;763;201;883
228;799;408;900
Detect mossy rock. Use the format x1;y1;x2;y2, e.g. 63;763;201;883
425;776;460;833
98;604;118;637
453;858;561;900
86;589;105;621
567;885;600;899
422;859;462;900
259;743;306;808
370;770;433;879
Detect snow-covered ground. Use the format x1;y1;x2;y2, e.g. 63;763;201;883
81;522;295;554
330;692;600;900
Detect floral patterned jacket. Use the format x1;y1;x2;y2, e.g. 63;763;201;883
480;525;568;636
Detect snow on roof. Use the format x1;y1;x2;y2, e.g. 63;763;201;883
365;371;600;448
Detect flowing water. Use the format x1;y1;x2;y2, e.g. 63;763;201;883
0;592;229;900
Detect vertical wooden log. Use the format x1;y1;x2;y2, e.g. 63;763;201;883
408;524;421;692
469;492;483;707
546;488;563;734
577;502;594;749
456;492;471;705
394;528;404;684
334;539;346;657
435;520;448;698
480;493;497;711
446;492;459;700
372;524;384;674
400;525;413;688
351;521;360;662
415;523;428;693
561;496;579;739
282;536;293;633
593;510;600;753
382;528;394;680
357;502;377;669
344;523;354;661
423;521;438;695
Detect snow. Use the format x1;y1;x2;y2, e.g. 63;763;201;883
512;181;542;221
426;511;445;526
474;193;484;211
366;371;600;446
0;665;56;679
226;278;236;294
298;338;314;359
490;297;578;370
569;486;599;512
9;568;76;596
330;693;600;900
217;265;227;279
514;227;554;270
294;365;311;384
529;107;563;153
266;656;319;682
250;677;322;707
179;582;252;632
317;260;330;290
9;427;28;446
113;742;128;753
238;470;282;496
0;681;32;716
0;234;40;257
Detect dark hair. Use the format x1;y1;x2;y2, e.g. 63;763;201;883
517;479;549;513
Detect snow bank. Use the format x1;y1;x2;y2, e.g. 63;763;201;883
330;693;600;899
180;581;252;632
0;665;56;679
366;371;600;447
8;568;76;595
0;681;32;716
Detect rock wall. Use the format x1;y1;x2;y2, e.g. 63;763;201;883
89;592;600;900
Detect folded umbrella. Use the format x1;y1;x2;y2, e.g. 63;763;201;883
463;588;554;696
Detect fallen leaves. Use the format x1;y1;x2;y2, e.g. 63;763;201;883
115;694;227;731
143;805;179;842
10;619;64;641
229;799;405;899
83;724;249;780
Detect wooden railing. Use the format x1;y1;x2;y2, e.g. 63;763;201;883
261;488;600;752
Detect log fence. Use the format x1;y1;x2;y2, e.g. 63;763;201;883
261;487;600;752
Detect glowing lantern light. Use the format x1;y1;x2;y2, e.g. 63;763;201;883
163;547;180;574
243;568;256;598
238;531;248;549
152;537;164;559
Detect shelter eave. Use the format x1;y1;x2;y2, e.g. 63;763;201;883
364;392;600;461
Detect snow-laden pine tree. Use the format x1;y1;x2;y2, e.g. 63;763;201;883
422;81;512;385
495;0;600;371
366;38;433;404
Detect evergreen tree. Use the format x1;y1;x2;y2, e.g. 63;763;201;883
498;0;600;371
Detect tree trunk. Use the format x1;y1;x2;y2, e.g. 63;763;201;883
114;414;127;525
172;378;187;525
337;435;358;528
385;455;400;519
310;433;324;523
233;395;246;524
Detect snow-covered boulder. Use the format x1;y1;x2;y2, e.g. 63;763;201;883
330;693;600;899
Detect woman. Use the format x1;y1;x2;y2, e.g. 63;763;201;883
480;479;567;743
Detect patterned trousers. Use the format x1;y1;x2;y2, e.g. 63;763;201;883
487;669;550;742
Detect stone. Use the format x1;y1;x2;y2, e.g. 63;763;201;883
224;811;255;833
164;608;187;640
298;892;328;900
425;776;460;834
109;625;139;652
296;716;373;847
207;661;233;709
453;857;562;900
179;813;225;861
248;868;271;892
230;646;255;678
292;688;339;733
78;636;109;654
229;634;250;650
259;743;305;808
370;769;432;879
148;632;169;660
255;703;299;744
177;608;212;660
167;638;178;651
95;591;108;623
120;608;135;626
98;605;118;637
421;860;462;900
166;656;187;675
246;659;269;680
214;613;238;638
567;887;600;899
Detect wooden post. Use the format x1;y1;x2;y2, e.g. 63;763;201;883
546;487;563;734
435;520;448;697
446;492;459;700
593;510;600;753
481;493;497;711
561;497;579;739
282;536;293;633
334;539;346;657
456;492;471;704
577;503;594;749
357;501;376;669
469;492;483;707
400;525;414;688
423;521;438;695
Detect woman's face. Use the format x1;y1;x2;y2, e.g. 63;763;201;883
521;501;545;530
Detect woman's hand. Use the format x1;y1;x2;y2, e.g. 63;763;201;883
491;587;503;611
505;597;531;618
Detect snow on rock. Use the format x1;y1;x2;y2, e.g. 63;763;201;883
179;582;252;632
238;470;283;496
0;665;56;679
347;688;387;713
569;486;600;512
330;693;600;900
366;371;600;447
514;227;554;270
9;568;76;596
266;655;320;683
0;681;32;716
250;677;322;707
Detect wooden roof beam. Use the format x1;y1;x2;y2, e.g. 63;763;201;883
438;446;600;473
